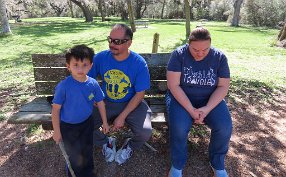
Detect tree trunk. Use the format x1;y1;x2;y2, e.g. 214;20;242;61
0;0;11;34
68;0;74;18
135;0;143;19
185;0;191;38
160;0;166;19
98;0;105;21
279;24;286;41
231;0;244;27
70;0;93;22
127;0;136;32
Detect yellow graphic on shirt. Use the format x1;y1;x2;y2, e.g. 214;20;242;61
104;69;131;100
88;93;94;100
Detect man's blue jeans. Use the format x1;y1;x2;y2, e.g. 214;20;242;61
167;93;232;170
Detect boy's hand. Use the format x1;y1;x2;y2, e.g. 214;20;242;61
102;122;110;134
53;131;62;144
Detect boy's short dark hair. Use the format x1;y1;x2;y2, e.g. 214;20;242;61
188;27;211;43
65;44;95;64
113;24;133;40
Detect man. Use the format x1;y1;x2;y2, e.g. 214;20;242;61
88;24;152;165
166;27;232;177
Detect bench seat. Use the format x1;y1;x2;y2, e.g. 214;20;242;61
8;97;167;130
135;20;149;28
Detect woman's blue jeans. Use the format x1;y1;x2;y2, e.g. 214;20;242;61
167;93;232;170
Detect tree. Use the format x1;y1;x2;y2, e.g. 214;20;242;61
70;0;93;22
127;0;136;32
49;2;66;17
0;0;12;34
98;0;105;21
231;0;243;26
160;0;166;19
278;24;286;41
67;0;75;18
185;0;191;38
135;0;150;19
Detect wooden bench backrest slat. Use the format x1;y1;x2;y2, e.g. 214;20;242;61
32;53;171;95
34;68;68;81
32;53;171;67
35;80;168;95
33;67;167;81
32;54;65;67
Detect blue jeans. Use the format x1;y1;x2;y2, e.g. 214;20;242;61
167;93;232;170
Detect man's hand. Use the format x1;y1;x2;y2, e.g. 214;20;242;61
112;115;126;131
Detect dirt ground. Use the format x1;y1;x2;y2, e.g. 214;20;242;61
1;88;286;177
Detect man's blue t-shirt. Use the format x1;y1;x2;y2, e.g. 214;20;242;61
52;76;105;124
167;44;230;99
88;50;150;103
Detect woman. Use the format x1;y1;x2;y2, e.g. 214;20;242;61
166;27;232;177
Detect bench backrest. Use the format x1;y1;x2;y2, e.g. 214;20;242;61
32;53;171;96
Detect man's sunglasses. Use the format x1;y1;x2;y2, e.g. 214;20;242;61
107;36;129;45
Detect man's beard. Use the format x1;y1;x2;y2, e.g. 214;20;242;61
110;46;119;55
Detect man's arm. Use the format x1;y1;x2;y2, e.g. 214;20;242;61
112;91;145;131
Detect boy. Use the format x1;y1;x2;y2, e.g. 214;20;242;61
52;44;109;177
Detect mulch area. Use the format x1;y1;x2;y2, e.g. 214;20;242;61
1;89;286;177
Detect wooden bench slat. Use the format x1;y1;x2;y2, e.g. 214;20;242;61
8;112;52;124
35;81;168;95
150;104;166;113
34;68;69;81
32;54;65;67
32;53;170;67
8;97;167;126
149;66;166;80
33;67;166;81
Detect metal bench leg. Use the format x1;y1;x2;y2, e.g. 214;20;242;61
144;142;157;152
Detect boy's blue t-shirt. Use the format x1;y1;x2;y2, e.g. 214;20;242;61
167;44;230;99
88;50;150;103
52;76;104;124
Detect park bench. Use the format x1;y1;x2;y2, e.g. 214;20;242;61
8;53;171;130
11;15;22;23
135;20;149;28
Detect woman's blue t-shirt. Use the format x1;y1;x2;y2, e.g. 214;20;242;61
167;44;230;99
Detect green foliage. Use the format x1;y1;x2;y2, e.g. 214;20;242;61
26;124;42;136
189;125;208;138
0;112;6;121
244;0;286;27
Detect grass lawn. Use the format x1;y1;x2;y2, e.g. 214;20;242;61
0;17;285;119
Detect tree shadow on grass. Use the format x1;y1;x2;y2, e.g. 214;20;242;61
13;21;115;38
160;38;188;52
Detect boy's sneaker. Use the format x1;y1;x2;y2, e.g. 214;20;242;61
115;138;133;165
102;137;116;162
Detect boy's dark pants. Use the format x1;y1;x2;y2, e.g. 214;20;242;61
60;116;96;177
